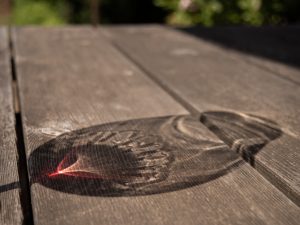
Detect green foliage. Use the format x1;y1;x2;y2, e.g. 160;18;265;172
155;0;179;10
154;0;287;26
10;0;300;26
12;0;67;25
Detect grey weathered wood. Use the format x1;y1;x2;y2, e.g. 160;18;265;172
105;25;300;205
14;27;300;225
0;28;23;225
179;26;300;84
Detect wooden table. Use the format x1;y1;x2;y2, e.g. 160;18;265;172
0;25;299;225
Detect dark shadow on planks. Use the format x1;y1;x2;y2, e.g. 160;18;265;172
200;111;282;166
178;26;300;71
0;182;19;193
28;112;281;197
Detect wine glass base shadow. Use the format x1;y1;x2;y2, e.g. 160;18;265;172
28;112;281;197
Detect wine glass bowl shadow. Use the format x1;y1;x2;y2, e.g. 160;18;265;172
28;112;282;197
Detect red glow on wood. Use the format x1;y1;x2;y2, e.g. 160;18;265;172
48;153;74;177
47;151;104;179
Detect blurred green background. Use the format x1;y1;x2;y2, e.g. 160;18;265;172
0;0;299;26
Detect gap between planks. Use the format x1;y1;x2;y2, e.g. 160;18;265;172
111;41;199;116
174;27;300;86
101;27;300;206
8;26;34;225
13;27;300;225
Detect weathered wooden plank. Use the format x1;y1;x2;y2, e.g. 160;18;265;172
0;28;23;225
14;27;300;225
179;26;300;84
105;25;300;205
0;0;11;25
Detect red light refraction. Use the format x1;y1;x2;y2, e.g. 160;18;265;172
48;148;103;179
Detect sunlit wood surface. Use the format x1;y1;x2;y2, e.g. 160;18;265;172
1;26;299;225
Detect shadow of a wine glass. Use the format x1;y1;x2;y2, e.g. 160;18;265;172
28;111;281;197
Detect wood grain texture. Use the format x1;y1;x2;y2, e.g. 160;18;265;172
105;25;300;205
13;27;300;225
0;28;23;225
178;26;300;84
